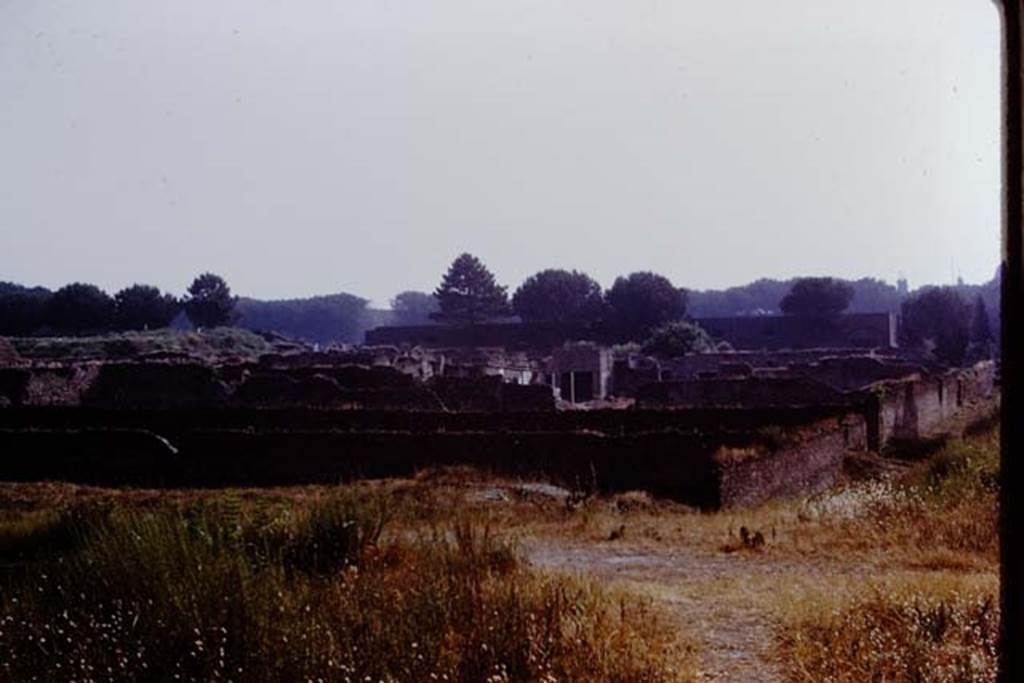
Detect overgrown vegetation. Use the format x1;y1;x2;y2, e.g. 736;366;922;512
0;491;694;682
779;580;998;683
777;428;1000;681
0;424;1001;681
8;327;287;362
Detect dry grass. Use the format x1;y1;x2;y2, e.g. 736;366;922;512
774;573;998;683
0;423;1001;681
768;427;1000;682
0;489;697;682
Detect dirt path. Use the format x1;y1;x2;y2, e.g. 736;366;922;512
526;540;861;682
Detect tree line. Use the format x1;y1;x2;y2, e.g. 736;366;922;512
0;273;237;336
401;253;998;364
0;253;1000;366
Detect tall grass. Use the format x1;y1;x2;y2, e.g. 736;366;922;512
780;583;998;683
777;427;1000;682
0;491;693;682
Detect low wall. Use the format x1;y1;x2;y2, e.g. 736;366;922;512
0;405;864;437
716;414;867;507
635;377;859;410
872;362;998;448
0;361;557;413
0;409;867;509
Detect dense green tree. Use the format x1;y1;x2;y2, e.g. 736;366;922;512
970;295;993;345
642;320;715;357
236;293;369;343
432;253;509;324
511;269;605;324
183;273;237;329
900;286;971;366
846;277;904;313
0;284;52;336
966;295;994;361
113;284;180;331
46;283;115;335
779;277;854;317
390;291;440;326
686;276;906;317
605;271;686;341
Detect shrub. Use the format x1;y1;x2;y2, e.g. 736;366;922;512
642;320;715;357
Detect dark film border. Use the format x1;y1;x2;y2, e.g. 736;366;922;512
1000;1;1022;681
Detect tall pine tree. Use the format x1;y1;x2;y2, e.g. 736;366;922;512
432;253;509;324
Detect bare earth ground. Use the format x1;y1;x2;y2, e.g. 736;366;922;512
423;446;998;682
527;541;792;681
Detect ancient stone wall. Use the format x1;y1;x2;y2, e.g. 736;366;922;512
0;409;867;509
715;414;867;507
872;362;997;448
0;368;30;406
0;338;22;366
0;405;860;436
82;363;230;409
635;377;859;410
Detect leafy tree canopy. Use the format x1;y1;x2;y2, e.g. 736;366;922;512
390;291;440;326
0;284;52;336
970;295;993;345
433;253;509;324
900;286;971;366
605;271;686;341
184;273;238;329
236;293;369;343
779;277;854;317
642;320;715;357
47;283;115;335
686;276;909;317
113;284;180;331
966;295;994;362
512;269;605;323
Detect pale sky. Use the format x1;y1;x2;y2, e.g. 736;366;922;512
0;0;1002;306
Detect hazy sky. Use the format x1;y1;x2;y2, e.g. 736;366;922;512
0;1;1002;306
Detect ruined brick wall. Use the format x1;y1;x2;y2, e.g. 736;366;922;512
83;363;230;409
872;362;997;448
787;357;923;391
0;417;863;508
635;377;859;409
0;404;860;436
0;338;21;366
610;356;660;396
23;364;100;406
716;414;868;507
657;348;905;382
551;343;612;401
0;368;30;406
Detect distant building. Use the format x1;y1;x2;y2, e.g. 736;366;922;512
549;343;612;403
364;312;898;352
693;313;897;351
364;321;606;350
